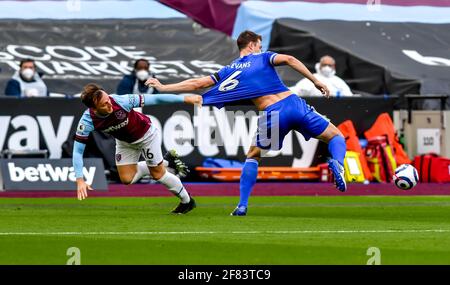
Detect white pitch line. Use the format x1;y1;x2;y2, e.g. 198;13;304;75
0;229;449;236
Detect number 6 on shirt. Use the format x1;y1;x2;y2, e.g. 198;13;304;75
218;71;242;92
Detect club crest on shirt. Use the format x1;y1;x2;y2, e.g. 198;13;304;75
115;110;126;120
116;154;122;162
77;123;85;132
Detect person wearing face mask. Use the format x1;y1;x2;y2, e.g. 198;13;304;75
290;55;353;97
4;59;49;97
116;58;158;96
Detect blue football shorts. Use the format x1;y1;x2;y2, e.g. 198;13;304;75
253;94;330;150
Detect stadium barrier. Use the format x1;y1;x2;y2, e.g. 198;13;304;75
0;96;395;180
0;158;107;191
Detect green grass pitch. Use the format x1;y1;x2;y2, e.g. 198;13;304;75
0;196;449;265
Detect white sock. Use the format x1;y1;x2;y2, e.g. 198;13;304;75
130;161;151;184
157;171;190;203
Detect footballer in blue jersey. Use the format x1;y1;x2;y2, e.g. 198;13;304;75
146;30;347;216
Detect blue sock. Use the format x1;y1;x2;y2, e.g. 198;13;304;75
328;135;346;166
238;159;259;207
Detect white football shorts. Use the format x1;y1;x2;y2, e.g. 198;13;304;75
115;124;163;167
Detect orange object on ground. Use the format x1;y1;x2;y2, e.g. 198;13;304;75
364;113;411;165
195;166;320;182
338;120;373;181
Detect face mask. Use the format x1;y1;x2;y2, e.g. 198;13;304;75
320;66;336;78
136;70;149;81
21;68;34;80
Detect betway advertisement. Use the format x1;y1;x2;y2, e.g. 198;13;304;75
0;158;107;191
0;97;394;175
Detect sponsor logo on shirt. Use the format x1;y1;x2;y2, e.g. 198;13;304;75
104;118;129;133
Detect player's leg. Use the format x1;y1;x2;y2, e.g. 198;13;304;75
231;107;285;216
315;123;346;165
231;146;262;216
143;126;195;214
315;122;347;192
115;137;161;184
149;161;190;203
115;135;189;185
164;150;190;178
118;154;188;184
148;161;195;214
297;101;347;192
117;164;139;184
115;139;145;184
117;161;159;184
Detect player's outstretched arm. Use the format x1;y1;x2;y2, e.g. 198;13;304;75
145;76;214;92
143;94;202;106
73;141;93;200
273;54;330;98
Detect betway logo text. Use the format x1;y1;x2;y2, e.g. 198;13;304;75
8;162;95;185
104;118;129;133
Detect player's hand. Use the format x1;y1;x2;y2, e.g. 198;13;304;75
76;178;93;200
184;94;203;106
145;78;163;90
314;81;330;98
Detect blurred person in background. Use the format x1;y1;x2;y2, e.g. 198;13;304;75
4;59;49;97
116;58;158;96
290;55;353;97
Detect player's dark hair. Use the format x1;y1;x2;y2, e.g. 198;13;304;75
133;58;149;70
19;58;35;68
237;30;262;51
81;83;104;108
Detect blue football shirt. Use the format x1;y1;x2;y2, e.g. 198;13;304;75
202;51;289;108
